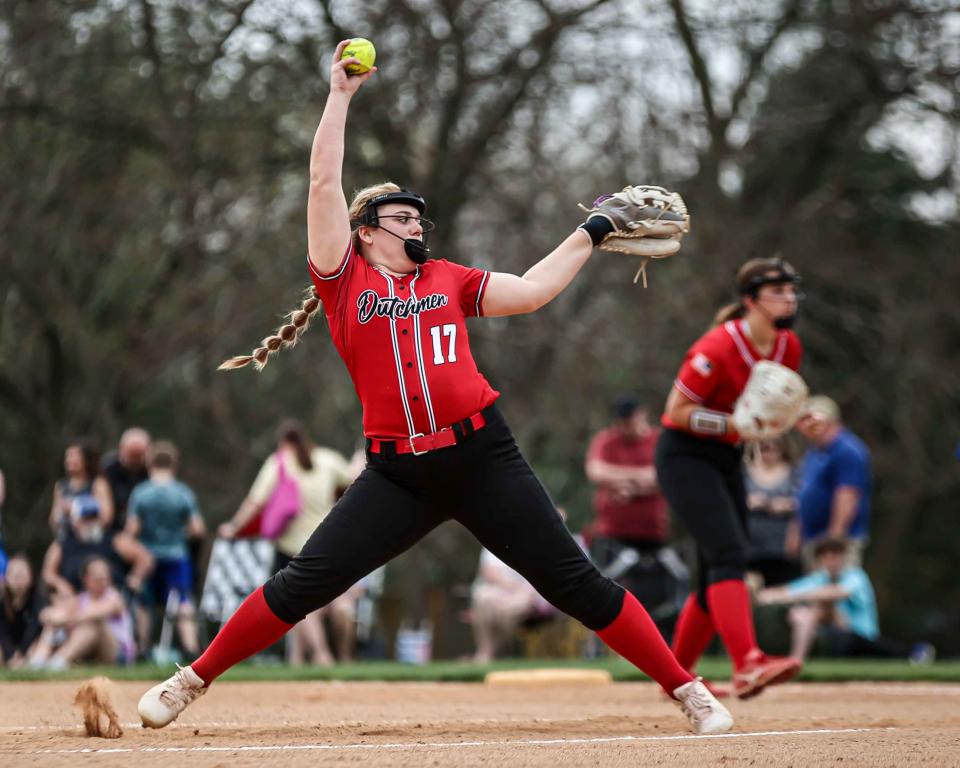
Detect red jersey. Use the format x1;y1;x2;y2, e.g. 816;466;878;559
662;320;802;444
586;427;668;542
309;244;500;440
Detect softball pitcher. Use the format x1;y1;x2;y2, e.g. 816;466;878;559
138;40;731;735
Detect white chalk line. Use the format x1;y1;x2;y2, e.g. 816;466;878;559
0;721;245;733
13;727;897;755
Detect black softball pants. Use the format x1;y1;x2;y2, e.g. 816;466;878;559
654;427;749;611
263;405;625;631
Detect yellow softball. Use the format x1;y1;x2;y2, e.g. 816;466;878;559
341;38;376;75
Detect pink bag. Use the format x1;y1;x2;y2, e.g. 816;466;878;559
260;452;302;540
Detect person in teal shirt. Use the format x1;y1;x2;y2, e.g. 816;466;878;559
128;441;206;657
757;537;933;663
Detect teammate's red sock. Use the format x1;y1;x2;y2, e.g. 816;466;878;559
191;586;293;685
597;591;693;694
706;578;758;670
672;594;716;672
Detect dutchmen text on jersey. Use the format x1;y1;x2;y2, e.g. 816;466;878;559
309;244;499;440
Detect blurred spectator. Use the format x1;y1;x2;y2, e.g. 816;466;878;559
42;496;153;603
795;396;872;566
469;508;583;662
469;547;557;663
127;441;206;657
48;440;114;538
102;427;151;533
318;579;368;664
757;537;934;663
29;555;136;669
219;420;357;665
585;397;679;625
0;466;6;572
0;554;46;667
744;437;802;587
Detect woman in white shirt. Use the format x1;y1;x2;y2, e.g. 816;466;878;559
220;421;358;664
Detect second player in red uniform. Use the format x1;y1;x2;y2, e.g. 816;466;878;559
657;257;805;698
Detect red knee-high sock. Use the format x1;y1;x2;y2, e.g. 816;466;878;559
672;594;716;672
706;579;758;669
597;591;693;694
192;587;293;684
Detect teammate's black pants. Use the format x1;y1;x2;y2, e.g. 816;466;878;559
654;427;748;611
263;405;625;631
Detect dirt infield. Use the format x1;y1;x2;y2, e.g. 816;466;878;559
0;680;957;766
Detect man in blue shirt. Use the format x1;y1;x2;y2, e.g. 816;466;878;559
757;538;933;663
795;396;871;566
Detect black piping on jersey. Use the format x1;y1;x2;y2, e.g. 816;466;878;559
374;268;417;437
408;274;439;434
475;271;489;317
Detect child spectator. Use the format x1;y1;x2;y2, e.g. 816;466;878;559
757;537;934;663
127;441;205;657
0;554;46;667
29;555;136;669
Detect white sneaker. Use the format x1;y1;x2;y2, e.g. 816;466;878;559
673;677;735;735
138;665;206;728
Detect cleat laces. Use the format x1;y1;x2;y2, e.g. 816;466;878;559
158;665;204;710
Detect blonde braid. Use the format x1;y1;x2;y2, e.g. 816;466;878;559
218;286;323;371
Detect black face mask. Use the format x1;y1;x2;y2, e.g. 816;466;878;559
379;225;430;264
774;314;797;330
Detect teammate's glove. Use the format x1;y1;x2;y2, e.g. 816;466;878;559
579;185;690;286
732;361;809;441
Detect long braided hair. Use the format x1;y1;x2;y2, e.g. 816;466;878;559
218;181;402;371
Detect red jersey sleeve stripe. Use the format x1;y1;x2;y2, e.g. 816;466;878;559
674;378;706;404
308;243;353;281
475;271;489;317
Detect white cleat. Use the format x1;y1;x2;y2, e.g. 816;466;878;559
138;664;207;728
673;677;735;735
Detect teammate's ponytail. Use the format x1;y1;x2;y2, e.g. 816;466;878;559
218;286;322;371
713;302;745;326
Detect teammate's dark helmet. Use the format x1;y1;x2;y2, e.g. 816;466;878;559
737;256;800;299
736;256;803;330
738;257;801;299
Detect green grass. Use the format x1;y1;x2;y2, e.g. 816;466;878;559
1;657;958;683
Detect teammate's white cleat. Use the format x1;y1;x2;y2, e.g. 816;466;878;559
672;677;735;735
138;664;207;728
